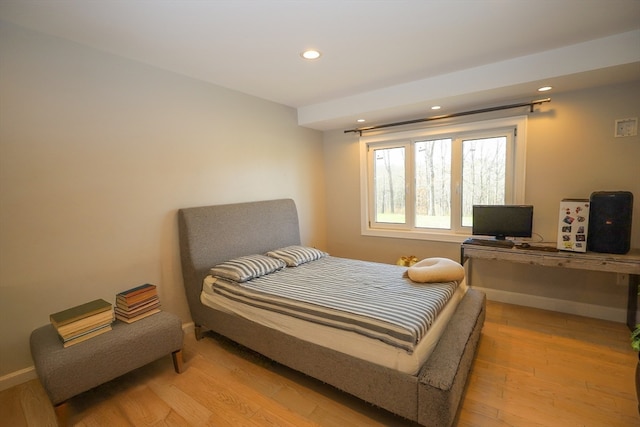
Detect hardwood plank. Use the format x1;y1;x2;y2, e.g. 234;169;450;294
186;356;321;427
161;409;193;427
0;383;29;427
458;397;502;425
73;399;133;427
271;384;319;418
19;379;57;427
170;365;262;423
457;407;509;427
307;403;391;427
114;384;173;426
146;380;212;425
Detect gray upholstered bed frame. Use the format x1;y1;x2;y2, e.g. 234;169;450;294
178;198;485;427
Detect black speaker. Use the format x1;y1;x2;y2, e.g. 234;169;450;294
587;191;633;254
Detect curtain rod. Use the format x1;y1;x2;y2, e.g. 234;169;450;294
344;98;551;135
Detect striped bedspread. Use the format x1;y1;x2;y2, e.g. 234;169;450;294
211;256;459;353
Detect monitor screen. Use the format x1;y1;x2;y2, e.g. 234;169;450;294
472;205;533;240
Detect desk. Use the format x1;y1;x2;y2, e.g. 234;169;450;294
460;244;640;329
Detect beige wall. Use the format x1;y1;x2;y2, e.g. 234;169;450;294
0;23;326;379
323;80;640;320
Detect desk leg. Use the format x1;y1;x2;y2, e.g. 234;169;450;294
461;246;472;287
627;274;639;331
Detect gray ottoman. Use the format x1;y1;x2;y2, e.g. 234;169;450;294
30;311;184;424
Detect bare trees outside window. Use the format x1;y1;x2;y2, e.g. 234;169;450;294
415;139;451;229
461;136;507;227
373;146;405;224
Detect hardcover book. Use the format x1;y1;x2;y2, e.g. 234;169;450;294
116;294;158;310
55;310;115;338
115;308;161;324
116;291;157;306
49;299;112;327
62;324;112;347
115;300;160;317
116;284;156;300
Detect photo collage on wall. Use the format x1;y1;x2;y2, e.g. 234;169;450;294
557;199;590;252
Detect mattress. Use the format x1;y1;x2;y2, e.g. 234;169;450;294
200;257;467;374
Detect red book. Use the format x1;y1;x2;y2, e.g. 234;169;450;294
116;284;156;300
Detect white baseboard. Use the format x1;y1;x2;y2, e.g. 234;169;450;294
1;321;196;392
0;366;37;392
182;321;195;335
475;286;627;323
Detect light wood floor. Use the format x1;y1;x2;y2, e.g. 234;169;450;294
1;301;639;426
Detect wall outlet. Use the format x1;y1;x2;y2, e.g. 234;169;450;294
614;117;638;138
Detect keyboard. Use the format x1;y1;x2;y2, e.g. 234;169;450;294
463;238;515;248
515;244;559;252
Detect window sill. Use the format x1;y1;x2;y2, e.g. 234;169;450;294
361;227;470;244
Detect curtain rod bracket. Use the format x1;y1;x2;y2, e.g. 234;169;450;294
344;98;551;134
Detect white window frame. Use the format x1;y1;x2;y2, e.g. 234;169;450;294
360;115;528;243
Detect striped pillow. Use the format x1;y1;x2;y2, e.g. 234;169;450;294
210;255;286;283
266;245;328;267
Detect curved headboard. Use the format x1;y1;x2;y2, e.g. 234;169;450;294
177;198;301;324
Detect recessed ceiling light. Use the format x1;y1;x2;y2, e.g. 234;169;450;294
301;50;321;60
431;105;441;110
357;119;366;123
538;86;552;92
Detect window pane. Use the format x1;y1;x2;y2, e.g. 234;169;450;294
373;146;406;224
415;139;451;229
462;137;506;227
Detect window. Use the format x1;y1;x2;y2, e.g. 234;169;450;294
361;116;527;242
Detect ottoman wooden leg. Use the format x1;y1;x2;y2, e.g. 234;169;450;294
54;401;69;426
172;349;184;373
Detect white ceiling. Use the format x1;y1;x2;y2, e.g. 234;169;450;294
1;0;639;131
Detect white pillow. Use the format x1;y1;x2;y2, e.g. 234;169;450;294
407;257;465;283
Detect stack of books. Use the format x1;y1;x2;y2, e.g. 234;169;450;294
50;299;114;348
115;283;161;323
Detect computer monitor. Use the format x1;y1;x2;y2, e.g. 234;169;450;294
472;205;533;241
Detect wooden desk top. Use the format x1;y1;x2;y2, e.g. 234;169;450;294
461;243;640;275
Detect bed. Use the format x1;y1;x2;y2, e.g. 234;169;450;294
178;198;485;427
